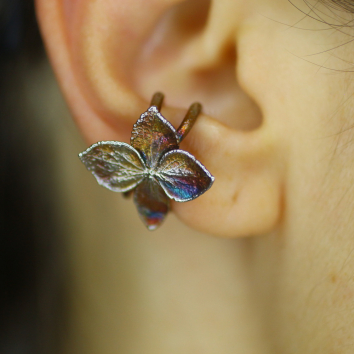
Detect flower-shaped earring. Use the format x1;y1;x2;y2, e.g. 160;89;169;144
79;92;214;230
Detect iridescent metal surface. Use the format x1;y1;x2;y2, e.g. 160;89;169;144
131;106;178;169
79;141;146;192
79;93;215;230
156;150;214;202
134;177;170;231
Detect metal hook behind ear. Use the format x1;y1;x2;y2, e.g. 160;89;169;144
149;92;202;143
176;102;202;143
150;92;164;111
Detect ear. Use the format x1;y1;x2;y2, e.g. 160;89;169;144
35;0;285;237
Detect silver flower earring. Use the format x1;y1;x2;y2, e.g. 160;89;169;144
79;92;214;230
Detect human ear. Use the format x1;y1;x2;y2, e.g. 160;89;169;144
35;0;285;237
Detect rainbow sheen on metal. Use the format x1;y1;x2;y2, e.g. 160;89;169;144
78;92;214;230
156;150;214;202
131;107;178;169
134;177;170;230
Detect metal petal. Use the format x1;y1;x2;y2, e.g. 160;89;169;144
156;150;214;202
130;106;179;169
79;141;146;192
134;177;170;230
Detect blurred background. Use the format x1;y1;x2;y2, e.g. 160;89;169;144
0;1;70;352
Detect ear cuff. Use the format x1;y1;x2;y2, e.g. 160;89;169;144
79;92;214;230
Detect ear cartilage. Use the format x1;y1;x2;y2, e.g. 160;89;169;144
79;92;214;230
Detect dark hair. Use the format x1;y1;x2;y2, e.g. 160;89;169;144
321;0;354;13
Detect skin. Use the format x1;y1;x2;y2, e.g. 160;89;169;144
36;0;354;353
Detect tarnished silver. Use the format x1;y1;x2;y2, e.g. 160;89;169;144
79;93;214;230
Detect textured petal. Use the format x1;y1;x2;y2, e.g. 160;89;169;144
134;177;170;230
156;150;214;202
130;106;179;169
79;141;146;192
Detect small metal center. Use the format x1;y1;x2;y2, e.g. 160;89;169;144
147;168;158;178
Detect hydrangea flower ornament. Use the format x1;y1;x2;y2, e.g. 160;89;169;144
79;93;215;230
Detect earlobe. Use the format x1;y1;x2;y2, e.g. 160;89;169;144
172;115;282;237
35;0;284;237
